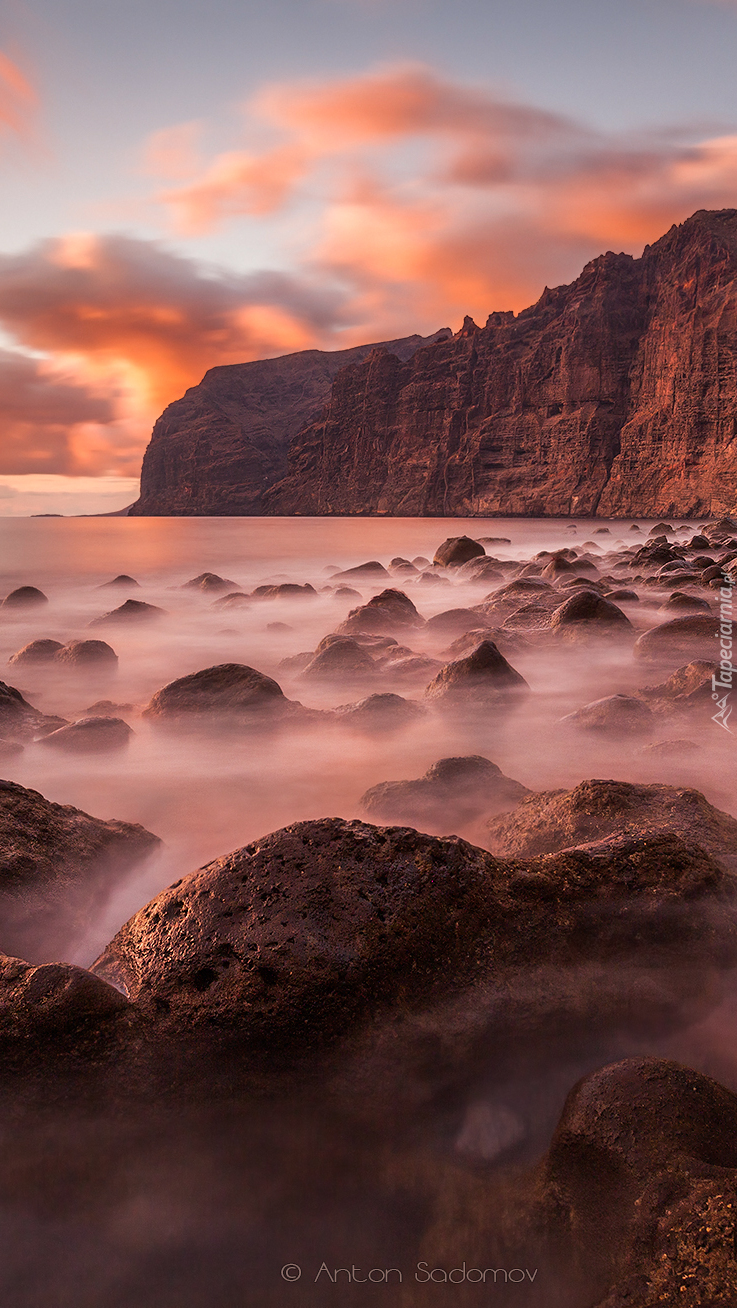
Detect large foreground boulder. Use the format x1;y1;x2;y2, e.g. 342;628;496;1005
92;816;736;1053
361;756;529;832
487;779;737;868
425;641;529;708
0;779;159;961
540;1059;737;1305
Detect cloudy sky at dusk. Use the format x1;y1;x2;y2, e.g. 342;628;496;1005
1;0;737;513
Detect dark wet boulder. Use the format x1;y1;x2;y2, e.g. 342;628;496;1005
550;589;632;634
99;575;140;589
333;693;425;731
540;1059;737;1303
143;663;288;723
688;534;711;549
8;639;63;666
1;586;48;609
559;694;654;737
301;636;375;681
183;573;238;593
433;536;485;567
54;639;118;668
338;588;423;636
91;817;736;1054
0;953;130;1046
361;755;529;832
633;614;720;661
38;717;133;754
487;779;737;867
0;779;159;961
424;641;529;707
0;680;66;742
90;599;166;626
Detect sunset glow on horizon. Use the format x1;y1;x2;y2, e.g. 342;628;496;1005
1;0;737;511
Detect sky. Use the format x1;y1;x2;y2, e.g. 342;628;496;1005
1;0;737;514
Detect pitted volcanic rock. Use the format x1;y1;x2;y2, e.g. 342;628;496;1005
487;779;737;868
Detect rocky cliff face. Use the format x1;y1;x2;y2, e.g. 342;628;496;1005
129;331;450;516
133;210;737;518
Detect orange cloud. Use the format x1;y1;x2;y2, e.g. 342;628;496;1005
153;63;737;333
0;50;37;143
0;234;349;475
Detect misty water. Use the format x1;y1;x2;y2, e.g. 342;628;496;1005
1;515;736;1308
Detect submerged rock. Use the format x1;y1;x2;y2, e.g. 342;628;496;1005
8;639;63;666
182;572;238;593
301;636;375;681
633;614;720;661
143;663;288;724
1;586;48;609
38;716;133;753
549;589;632;635
0;680;66;742
99;575;140;589
559;694;654;737
361;755;529;831
433;537;485;568
55;639;118;668
90;599;166;626
425;641;529;707
333;693;425;731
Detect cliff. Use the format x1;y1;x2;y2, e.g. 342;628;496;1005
133;210;737;518
128;331;450;516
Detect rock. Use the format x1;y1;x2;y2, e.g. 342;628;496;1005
91;817;732;1052
332;561;390;581
559;694;655;737
433;537;486;568
424;640;529;707
252;583;317;600
89;599;166;626
0;680;66;742
99;575;140;588
649;522;674;536
1;586;48;609
38;717;133;753
639;659;718;710
265;621;293;632
540;1059;737;1303
633;614;720;661
549;589;633;635
0;739;23;759
456;557;504;584
688;534;711;549
338;588;422;636
605;588;639;601
332;586;362;599
8;639;63;666
0;778;159;961
487;778;737;865
425;608;484;638
333;693;425;731
660;590;712;612
212;592;251;608
361;755;529;831
0;953;130;1043
637;738;701;757
54;639;118;668
301;637;375;681
182;572;238;593
477;537;511;545
143;664;289;724
84;700;134;715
